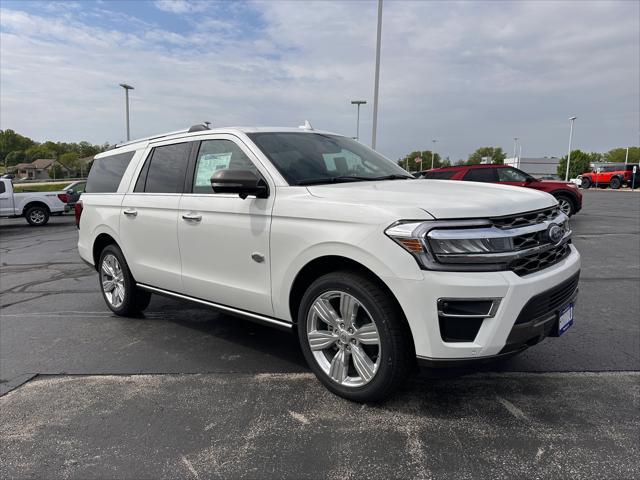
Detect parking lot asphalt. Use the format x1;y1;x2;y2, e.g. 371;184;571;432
1;190;639;479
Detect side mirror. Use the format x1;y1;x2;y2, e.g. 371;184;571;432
210;169;269;199
525;177;534;183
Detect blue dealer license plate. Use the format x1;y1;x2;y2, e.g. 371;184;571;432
558;304;574;335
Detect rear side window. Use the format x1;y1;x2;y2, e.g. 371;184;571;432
135;143;191;193
463;168;498;183
0;182;5;193
85;151;135;193
421;170;457;179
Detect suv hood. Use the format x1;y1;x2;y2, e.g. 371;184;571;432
306;180;556;219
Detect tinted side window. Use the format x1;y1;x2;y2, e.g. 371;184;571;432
463;168;498;183
0;182;5;193
497;167;528;182
193;140;257;194
139;143;191;193
422;170;457;179
85;151;135;193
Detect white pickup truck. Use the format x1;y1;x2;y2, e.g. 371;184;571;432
0;178;68;226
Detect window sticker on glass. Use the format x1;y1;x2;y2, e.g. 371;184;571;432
195;153;232;187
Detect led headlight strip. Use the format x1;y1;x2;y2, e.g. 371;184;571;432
385;213;570;272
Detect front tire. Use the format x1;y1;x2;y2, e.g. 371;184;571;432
98;244;151;316
581;177;591;189
25;205;49;226
555;194;575;216
297;270;412;402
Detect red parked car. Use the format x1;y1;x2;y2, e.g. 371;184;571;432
579;164;638;189
418;165;583;216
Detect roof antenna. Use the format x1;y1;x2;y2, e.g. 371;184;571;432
204;121;212;128
299;120;313;130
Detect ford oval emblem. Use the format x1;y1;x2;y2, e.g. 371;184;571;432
547;224;565;244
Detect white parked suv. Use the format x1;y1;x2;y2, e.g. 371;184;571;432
77;124;580;401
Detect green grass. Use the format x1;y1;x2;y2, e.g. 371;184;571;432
13;183;69;192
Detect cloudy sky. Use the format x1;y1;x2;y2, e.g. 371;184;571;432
1;0;638;161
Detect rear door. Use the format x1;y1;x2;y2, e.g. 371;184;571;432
462;167;499;183
119;141;194;293
178;135;275;315
0;180;14;215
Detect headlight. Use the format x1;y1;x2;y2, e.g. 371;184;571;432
385;214;571;272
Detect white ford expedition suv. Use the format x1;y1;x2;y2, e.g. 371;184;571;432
77;124;580;401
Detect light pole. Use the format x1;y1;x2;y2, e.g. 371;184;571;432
564;116;577;181
513;137;518;160
625;146;629;164
351;100;366;141
119;83;134;141
371;0;383;150
431;139;438;169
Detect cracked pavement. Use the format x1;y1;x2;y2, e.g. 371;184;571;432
0;190;638;479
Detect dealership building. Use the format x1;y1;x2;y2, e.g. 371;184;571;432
504;156;561;177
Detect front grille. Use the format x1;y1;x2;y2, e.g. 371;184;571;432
491;206;559;229
512;231;540;250
515;272;580;324
509;243;571;276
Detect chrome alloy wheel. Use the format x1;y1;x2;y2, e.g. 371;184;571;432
306;291;381;387
29;209;46;224
100;254;125;308
557;198;572;216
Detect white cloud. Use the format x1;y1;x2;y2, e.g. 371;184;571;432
0;1;638;160
153;0;210;14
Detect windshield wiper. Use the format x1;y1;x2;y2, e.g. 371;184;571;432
368;174;413;181
297;174;413;186
296;176;372;186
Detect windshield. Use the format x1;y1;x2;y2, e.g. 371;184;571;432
247;132;411;185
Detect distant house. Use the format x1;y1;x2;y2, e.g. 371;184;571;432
12;159;72;180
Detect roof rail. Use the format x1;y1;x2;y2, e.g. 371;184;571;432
109;123;211;150
188;123;211;133
110;128;191;150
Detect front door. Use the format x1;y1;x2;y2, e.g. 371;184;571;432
0;181;14;216
178;136;274;316
119;141;194;293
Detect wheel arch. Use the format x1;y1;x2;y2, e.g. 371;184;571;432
288;254;416;358
550;189;577;207
92;232;120;271
22;201;51;216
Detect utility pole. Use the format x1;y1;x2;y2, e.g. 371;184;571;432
119;83;134;141
625;147;629;164
371;0;383;150
565;116;577;181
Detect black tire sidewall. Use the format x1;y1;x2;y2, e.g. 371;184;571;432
25;206;49;226
555;194;575;216
581;178;591;189
98;244;139;316
297;271;408;402
611;177;621;189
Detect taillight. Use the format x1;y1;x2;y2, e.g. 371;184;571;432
75;201;83;229
57;193;69;203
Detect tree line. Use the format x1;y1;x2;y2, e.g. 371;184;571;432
0;129;108;176
398;145;639;177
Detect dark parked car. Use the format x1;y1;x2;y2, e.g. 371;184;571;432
418;165;583;216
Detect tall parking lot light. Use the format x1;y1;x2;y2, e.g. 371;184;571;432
565;116;577;181
351;100;367;141
431;139;438;169
119;83;134;141
371;0;383;150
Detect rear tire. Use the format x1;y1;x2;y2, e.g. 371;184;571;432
610;177;621;189
25;205;49;226
297;270;412;402
98;244;151;316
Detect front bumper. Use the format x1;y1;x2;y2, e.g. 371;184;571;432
383;244;581;360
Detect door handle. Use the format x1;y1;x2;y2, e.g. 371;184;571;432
182;213;202;222
123;209;137;217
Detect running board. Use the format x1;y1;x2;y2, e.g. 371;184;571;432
136;283;293;331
